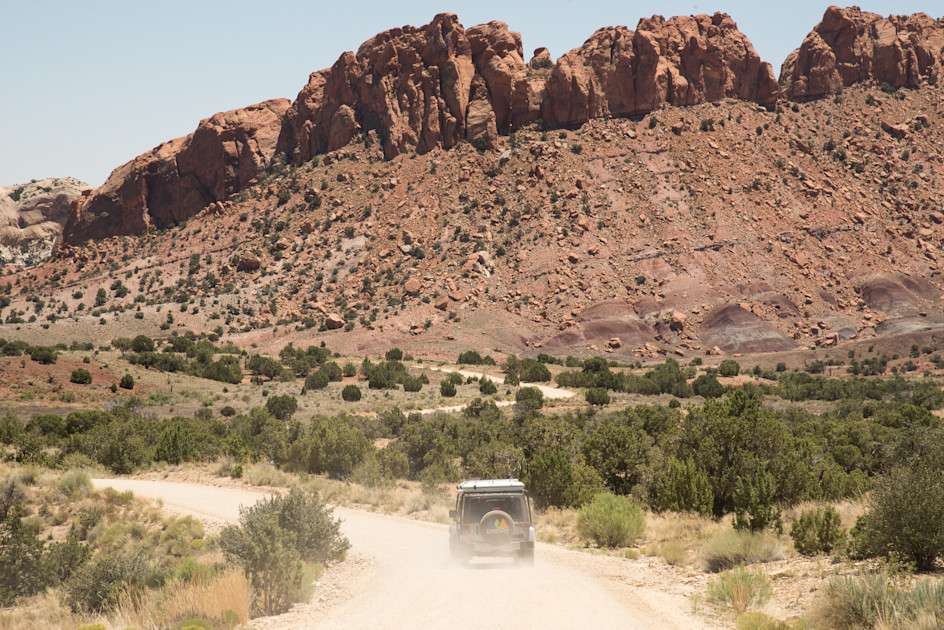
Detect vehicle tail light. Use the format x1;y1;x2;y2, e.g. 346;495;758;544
462;524;471;534
517;522;529;533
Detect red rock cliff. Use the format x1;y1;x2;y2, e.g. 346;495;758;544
781;5;944;100
60;99;289;246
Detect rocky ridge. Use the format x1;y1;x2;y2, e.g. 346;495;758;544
782;5;944;100
60;9;788;246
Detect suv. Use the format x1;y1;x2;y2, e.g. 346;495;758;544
449;479;535;565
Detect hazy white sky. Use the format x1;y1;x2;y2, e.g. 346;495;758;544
1;1;939;187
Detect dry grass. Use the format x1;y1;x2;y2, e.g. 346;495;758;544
702;530;785;573
661;541;689;566
708;566;773;615
113;568;249;629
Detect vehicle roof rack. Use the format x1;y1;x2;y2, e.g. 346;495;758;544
457;479;525;492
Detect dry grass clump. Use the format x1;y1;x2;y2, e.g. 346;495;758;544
707;565;773;615
244;462;292;487
535;506;578;544
702;530;785;573
661;541;688;566
814;573;944;630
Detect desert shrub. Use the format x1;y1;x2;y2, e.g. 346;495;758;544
0;506;53;605
341;385;362;402
402;377;423;393
855;464;944;571
526;448;574;509
131;335;155;353
457;350;495;365
702;530;784;573
576;493;645;548
119;373;134;389
440;380;456;397
585;387;610;406
30;346;57;364
647;457;714;516
289;416;371;478
515;386;544;412
56;471;92;499
790;506;846;556
735;612;800;630
220;488;348;616
321;361;343;382
265;395;297;421
661;541;688;566
719;359;741;377
0;412;23;445
70;368;93;384
478;377;497;396
818;573;944;629
66;551;156;612
733;470;782;533
220;406;236;417
504;371;519;386
385;348;403;361
707;566;772;615
304;370;329;391
693;374;725;398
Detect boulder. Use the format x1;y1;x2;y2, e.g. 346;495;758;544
325;313;345;329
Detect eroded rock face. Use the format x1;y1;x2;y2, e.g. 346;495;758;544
781;6;944;100
60;99;289;246
544;13;779;125
1;178;90;247
278;14;536;162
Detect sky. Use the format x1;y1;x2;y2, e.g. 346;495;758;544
1;1;940;188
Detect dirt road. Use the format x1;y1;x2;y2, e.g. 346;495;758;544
92;479;713;630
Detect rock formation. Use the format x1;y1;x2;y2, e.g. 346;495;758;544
60;99;289;245
781;5;944;100
1;178;90;247
544;13;779;126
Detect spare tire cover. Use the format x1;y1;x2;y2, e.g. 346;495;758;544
479;510;514;544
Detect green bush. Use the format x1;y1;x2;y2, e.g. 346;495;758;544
702;530;784;573
707;566;772;615
733;470;782;533
440;380;456;397
576;493;645;548
719;359;741;377
385;348;403;361
220;488;348;616
265;395;297;421
648;457;714;516
856;464;944;571
66;551;156;613
478;377;497;396
119;374;134;389
515;386;544;412
693;374;725;398
30;346;57;364
70;368;92;385
790;506;846;556
341;384;362;402
585;387;610;406
304;370;329;391
0;506;53;605
403;377;423;393
131;335;155;353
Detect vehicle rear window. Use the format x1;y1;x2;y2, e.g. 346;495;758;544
462;494;528;522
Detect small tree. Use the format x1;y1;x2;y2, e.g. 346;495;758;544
576;493;646;548
585;387;610;406
718;359;741;377
693;374;725;398
515;386;544;412
304;370;329;391
119;374;134;390
478;377;497;396
131;335;155;353
341;385;362;402
265;395;297;421
70;368;92;385
440;380;457;397
385;348;403;361
733;470;782;533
